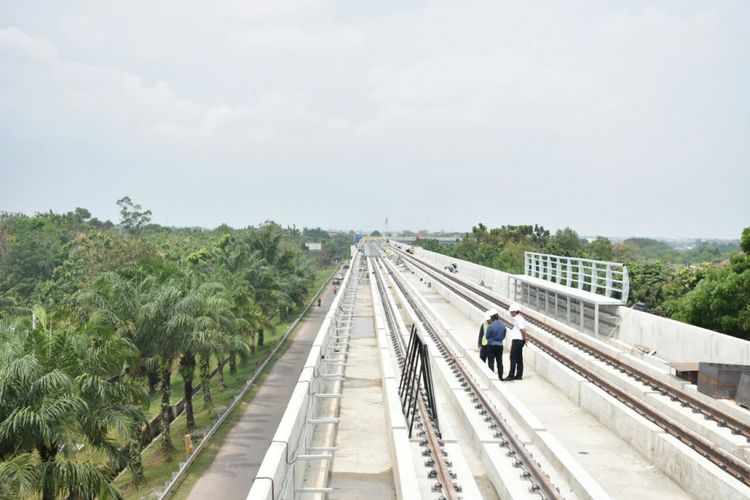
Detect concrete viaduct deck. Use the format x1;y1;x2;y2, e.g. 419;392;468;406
182;241;750;500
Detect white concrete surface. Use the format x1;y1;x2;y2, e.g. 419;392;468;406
369;260;421;500
395;263;696;500
403;247;750;470
618;306;750;365
328;261;395;499
385;259;599;499
247;253;358;500
371;257;485;499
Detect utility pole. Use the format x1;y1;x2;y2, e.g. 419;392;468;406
385;217;388;240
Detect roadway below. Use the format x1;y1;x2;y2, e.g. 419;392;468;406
184;282;338;500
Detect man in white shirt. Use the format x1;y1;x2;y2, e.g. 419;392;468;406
506;303;528;381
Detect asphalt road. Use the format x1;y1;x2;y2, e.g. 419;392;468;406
185;284;336;500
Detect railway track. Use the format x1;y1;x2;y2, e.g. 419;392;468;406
369;253;462;500
370;250;564;499
388;243;750;486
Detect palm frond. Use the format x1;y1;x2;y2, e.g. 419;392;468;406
43;457;123;500
0;453;39;500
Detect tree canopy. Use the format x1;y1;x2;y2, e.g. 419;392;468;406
0;200;327;497
417;222;747;339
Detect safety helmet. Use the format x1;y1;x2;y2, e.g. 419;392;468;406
485;309;498;319
508;304;521;313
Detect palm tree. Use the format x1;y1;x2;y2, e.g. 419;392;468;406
168;282;235;419
166;290;204;428
215;319;252;386
214;245;266;360
76;272;155;485
0;319;143;499
140;281;183;452
76;272;146;377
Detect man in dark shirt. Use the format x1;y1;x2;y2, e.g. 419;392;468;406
477;309;494;364
485;310;507;380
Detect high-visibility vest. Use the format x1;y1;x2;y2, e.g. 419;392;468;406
481;322;488;346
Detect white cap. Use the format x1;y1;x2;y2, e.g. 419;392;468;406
509;304;521;313
485;309;498;320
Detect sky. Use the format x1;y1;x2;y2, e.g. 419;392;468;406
0;1;748;239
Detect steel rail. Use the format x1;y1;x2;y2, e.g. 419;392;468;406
369;249;461;499
394;244;750;430
392;244;750;440
390;245;750;486
378;254;562;499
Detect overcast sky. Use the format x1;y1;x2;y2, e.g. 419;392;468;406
1;1;748;239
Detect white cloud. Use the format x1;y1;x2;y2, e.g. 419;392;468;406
0;1;748;238
0;26;58;59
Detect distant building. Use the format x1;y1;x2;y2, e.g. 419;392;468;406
305;242;322;251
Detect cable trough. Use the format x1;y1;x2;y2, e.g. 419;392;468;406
390;244;750;487
372;251;563;499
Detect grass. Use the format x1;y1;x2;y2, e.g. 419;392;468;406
113;264;337;499
113;344;277;499
167;334;298;500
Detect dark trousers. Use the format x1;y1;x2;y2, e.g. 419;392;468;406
509;340;524;378
487;345;503;379
479;345;488;364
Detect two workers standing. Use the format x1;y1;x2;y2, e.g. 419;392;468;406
477;304;528;381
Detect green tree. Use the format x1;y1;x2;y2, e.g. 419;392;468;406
117;197;152;234
413;238;441;252
44;232;156;312
741;227;750;254
585;236;614;261
623;261;675;315
546;227;583;256
140;281;183;451
620;238;677;262
0;213;70;298
169;281;235;418
0;319;145;499
669;253;750;339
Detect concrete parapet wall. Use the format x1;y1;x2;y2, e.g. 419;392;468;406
652;434;750;500
397;243;513;298
247;253;358;500
618;306;750;365
396;242;750;370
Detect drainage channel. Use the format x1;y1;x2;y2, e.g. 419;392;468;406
324;254;396;498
